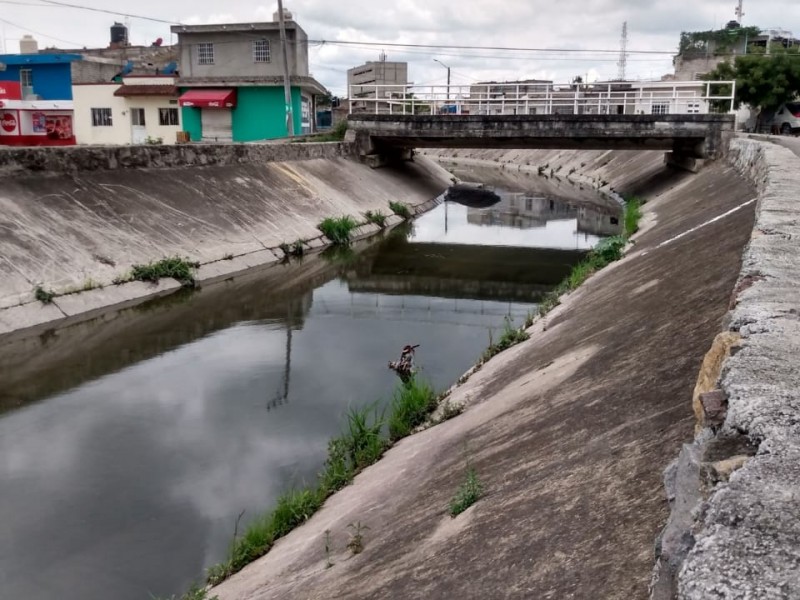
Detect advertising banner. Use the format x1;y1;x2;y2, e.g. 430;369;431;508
0;82;22;100
0;111;19;135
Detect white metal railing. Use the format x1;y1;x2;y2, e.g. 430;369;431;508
348;81;736;117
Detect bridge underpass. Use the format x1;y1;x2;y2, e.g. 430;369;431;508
347;113;736;170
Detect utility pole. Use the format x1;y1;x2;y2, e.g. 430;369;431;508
433;58;450;105
735;0;745;24
277;0;294;137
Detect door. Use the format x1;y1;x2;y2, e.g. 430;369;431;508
201;109;233;142
130;108;147;144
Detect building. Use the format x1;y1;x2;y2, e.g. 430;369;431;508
72;75;182;145
170;9;328;142
347;56;408;112
0;52;81;146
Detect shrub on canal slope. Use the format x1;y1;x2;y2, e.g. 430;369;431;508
389;201;412;220
130;256;200;287
388;379;438;441
318;215;358;245
483;316;531;361
624;196;644;237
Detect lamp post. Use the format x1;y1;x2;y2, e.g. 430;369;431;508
433;58;450;107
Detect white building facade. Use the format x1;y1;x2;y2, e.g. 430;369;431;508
72;76;182;145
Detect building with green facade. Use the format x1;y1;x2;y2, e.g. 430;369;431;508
171;9;327;143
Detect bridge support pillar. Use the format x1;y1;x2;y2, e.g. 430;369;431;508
346;128;413;168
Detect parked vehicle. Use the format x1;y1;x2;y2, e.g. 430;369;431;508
768;102;800;135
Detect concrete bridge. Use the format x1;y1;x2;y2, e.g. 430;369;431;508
347;113;736;169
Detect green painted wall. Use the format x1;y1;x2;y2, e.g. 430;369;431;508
180;86;306;142
181;106;202;142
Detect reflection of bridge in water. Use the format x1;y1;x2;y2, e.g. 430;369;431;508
345;232;588;303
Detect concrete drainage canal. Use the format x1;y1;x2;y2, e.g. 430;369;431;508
0;167;622;600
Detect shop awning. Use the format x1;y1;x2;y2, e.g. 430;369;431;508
178;89;236;109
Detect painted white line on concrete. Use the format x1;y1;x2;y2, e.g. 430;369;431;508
639;198;758;257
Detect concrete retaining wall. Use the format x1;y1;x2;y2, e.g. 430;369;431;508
0;144;451;339
652;138;800;599
0;141;353;175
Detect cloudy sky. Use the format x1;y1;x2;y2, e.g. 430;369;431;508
0;1;797;95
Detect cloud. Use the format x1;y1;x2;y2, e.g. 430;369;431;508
1;0;795;93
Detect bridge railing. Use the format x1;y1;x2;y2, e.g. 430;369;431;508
348;80;736;117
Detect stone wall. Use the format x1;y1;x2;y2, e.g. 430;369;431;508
652;138;800;599
0;141;353;175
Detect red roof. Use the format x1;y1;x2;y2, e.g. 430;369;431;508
178;89;237;109
114;85;178;97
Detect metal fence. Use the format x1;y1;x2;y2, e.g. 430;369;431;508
348;81;736;117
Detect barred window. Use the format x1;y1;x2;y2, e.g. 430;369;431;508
159;108;179;126
91;108;113;127
652;103;669;115
197;42;214;65
253;39;271;63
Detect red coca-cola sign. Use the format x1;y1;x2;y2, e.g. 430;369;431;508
0;82;22;100
1;112;17;133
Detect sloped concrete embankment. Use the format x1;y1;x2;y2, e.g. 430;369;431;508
210;150;757;600
653;139;800;599
0;143;451;339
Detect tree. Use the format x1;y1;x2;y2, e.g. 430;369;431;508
705;48;800;111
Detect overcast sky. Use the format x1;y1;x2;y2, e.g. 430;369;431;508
1;1;797;95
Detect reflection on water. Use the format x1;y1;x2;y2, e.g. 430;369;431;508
0;175;619;600
413;189;621;251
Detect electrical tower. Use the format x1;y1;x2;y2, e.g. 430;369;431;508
735;1;745;24
617;22;628;81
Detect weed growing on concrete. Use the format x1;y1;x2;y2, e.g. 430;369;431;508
388;378;438;441
222;253;234;261
432;399;465;424
130;257;200;287
318;216;358;246
34;286;55;304
324;529;334;568
389;201;412;220
303;120;348;142
449;466;482;517
347;521;369;555
291;240;305;257
279;242;291;257
624;197;643;237
483;316;530;361
112;273;131;285
364;210;387;228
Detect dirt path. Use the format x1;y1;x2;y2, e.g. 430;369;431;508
212;160;756;600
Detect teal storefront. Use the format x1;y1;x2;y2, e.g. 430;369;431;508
179;86;308;142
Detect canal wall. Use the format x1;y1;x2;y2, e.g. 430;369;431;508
0;143;451;339
210;148;760;599
652;138;800;599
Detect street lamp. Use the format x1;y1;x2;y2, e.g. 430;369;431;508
433;58;451;106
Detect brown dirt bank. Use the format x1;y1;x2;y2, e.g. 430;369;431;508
211;156;756;600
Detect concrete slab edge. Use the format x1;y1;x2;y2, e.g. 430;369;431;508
651;137;800;600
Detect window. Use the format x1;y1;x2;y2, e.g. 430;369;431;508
525;198;533;211
197;42;214;65
687;102;701;114
91;108;113;127
131;108;145;126
253;39;271;63
159;108;179;126
20;69;33;87
652;103;670;115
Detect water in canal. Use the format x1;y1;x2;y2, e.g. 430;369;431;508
0;169;621;600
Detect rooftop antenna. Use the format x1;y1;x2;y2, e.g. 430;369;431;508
379;50;387;62
617;21;628;81
735;0;745;24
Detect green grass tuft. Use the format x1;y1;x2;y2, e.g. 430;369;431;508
449;467;482;517
318;216;358;246
388;201;412;220
364;210;387;228
34;286;55;304
624;197;643;237
297;120;348;143
388;378;437;441
130;257;200;287
483;316;530;361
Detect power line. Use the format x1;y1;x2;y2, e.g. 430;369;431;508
0;16;83;46
30;0;181;25
310;39;675;55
